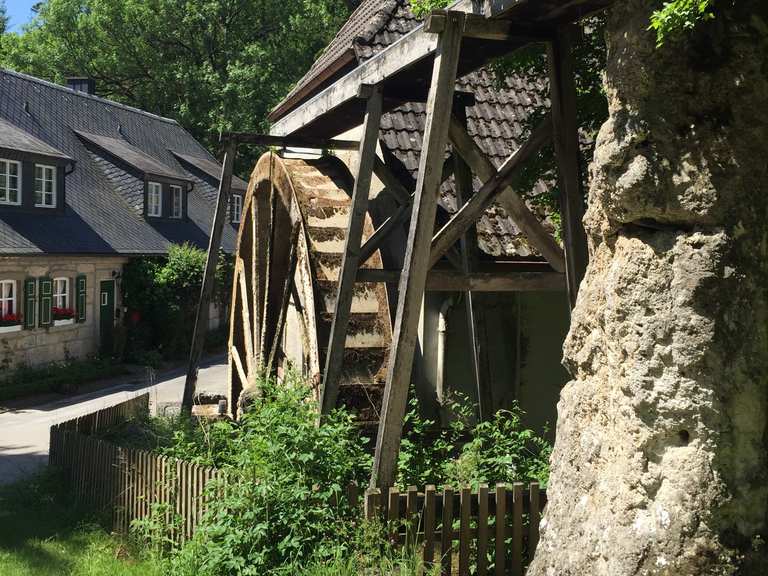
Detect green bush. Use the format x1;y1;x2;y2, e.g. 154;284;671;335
122;243;233;361
0;356;128;402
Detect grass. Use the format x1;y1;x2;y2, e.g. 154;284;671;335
0;470;163;576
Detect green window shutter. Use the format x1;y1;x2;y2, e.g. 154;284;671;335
38;277;53;328
23;278;36;329
76;275;87;323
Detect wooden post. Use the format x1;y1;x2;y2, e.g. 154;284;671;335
477;484;489;576
452;110;491;420
424;484;437;564
370;10;464;490
183;138;237;410
547;25;588;308
495;483;506;576
320;85;384;416
441;486;455;576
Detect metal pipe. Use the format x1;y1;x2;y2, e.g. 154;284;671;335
436;296;455;407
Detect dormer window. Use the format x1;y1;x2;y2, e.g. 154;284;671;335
0;159;21;206
34;165;56;208
170;184;183;218
231;194;242;224
148;181;162;217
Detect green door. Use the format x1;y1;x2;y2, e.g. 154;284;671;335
99;280;115;355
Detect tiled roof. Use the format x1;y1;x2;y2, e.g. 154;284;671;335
172;151;249;192
0;68;238;255
0;117;73;160
273;0;557;259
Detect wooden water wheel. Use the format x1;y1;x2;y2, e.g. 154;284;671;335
227;151;392;427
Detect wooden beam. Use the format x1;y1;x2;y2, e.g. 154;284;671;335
357;268;566;291
320;86;384;417
432;118;561;269
452;115;491;420
183;138;236;410
426;10;550;42
222;133;360;150
371;12;465;490
373;157;411;205
547;25;589;308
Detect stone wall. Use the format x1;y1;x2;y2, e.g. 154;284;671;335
0;255;128;368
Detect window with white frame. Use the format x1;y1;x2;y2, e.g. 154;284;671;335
35;165;56;207
0;159;21;205
232;194;242;224
170;184;183;218
53;277;70;309
148;182;162;216
0;280;15;316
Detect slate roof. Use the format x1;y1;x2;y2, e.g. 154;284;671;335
0;68;238;255
271;0;557;259
0;117;72;160
171;151;249;193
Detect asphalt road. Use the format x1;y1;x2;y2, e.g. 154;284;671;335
0;356;228;486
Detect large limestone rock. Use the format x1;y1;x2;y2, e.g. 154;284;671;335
528;1;768;574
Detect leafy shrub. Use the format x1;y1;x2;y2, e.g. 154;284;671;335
122;243;233;361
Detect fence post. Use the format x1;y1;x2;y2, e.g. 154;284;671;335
495;483;506;576
441;486;454;576
365;488;381;520
424;484;437;565
512;482;523;575
529;482;541;555
477;484;489;576
459;486;471;576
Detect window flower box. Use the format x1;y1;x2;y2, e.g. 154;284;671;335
52;307;75;321
0;314;21;333
54;318;75;327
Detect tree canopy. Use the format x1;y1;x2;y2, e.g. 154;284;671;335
0;0;349;160
0;1;8;35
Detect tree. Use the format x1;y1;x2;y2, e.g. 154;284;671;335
528;0;768;574
0;0;8;34
0;0;349;164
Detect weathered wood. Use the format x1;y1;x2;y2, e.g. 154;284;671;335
511;482;523;575
320;86;384;416
373;156;411;205
388;487;401;543
365;487;382;520
407;485;418;548
222;132;360;150
495;484;506;576
442;486;455;576
529;482;541;555
434;117;564;272
426;10;549;42
459;486;471;575
356;268;565;292
477;484;489;576
184;139;236;410
547;25;589;308
370;12;465;490
424;484;437;564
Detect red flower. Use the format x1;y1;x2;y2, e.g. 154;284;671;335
0;313;20;326
52;307;75;319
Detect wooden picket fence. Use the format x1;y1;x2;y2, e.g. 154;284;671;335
50;396;547;573
49;393;222;542
362;482;546;576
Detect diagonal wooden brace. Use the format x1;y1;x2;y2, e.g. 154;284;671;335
430;117;565;272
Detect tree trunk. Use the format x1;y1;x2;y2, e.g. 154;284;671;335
528;2;768;574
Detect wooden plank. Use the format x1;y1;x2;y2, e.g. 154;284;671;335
221;132;359;150
441;487;455;576
459;486;471;575
407;485;418;548
365;488;382;520
388;487;401;544
529;482;541;557
370;13;465;489
320;85;384;416
236;258;256;376
426;10;549;42
373;156;411;205
511;483;523;575
424;484;437;565
477;484;489;576
494;484;506;576
547;25;589;308
357;268;565;292
184;139;237;410
433;117;562;271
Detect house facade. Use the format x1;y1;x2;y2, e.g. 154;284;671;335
269;0;571;434
0;69;247;369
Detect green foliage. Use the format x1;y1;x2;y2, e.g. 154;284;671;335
0;0;349;168
0;470;162;576
0;1;7;35
122;243;233;361
408;0;449;18
0;356;128;401
650;0;716;45
397;393;551;488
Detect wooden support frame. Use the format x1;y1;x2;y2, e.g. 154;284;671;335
221;132;360;150
183;138;237;410
356;268;565;291
320;85;384;416
371;12;465;490
426;10;550;43
438;115;566;272
547;25;589;308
